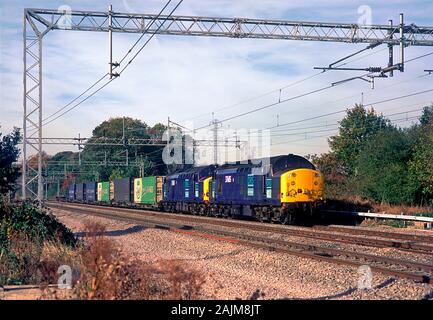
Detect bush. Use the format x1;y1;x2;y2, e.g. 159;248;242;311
0;199;76;247
66;222;205;300
0;199;78;286
0;232;78;286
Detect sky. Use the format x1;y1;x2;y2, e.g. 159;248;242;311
1;0;432;164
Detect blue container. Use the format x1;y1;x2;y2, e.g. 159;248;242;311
85;182;97;202
68;184;76;201
75;182;85;201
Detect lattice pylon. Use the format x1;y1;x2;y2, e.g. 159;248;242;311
22;10;50;200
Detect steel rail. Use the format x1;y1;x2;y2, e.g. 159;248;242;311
49;202;433;283
49;201;433;255
313;225;433;243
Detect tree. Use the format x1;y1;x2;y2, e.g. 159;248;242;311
149;123;167;140
27;151;51;170
408;105;433;205
308;153;347;199
420;105;433;126
0;127;22;195
354;129;414;204
63;117;169;182
328;104;391;176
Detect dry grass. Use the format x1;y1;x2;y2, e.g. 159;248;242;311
325;195;432;216
0;232;78;286
43;222;205;300
372;203;433;215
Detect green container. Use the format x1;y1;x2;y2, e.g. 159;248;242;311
134;176;164;205
98;181;110;202
134;177;156;204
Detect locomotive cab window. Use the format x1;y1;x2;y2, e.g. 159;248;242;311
247;174;254;197
194;182;199;198
184;179;190;198
266;178;272;198
211;180;216;198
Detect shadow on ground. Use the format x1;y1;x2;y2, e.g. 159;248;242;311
75;225;146;238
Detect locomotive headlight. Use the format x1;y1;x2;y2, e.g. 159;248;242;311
291;173;296;178
291;181;296;186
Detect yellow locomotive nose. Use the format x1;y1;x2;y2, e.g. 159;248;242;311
280;169;323;203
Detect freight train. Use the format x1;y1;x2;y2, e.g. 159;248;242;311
65;154;324;224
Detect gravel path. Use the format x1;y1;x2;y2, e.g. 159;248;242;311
53;208;433;300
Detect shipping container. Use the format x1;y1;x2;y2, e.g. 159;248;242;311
97;181;110;202
68;184;76;201
85;182;97;202
114;177;132;203
76;182;85;201
97;182;102;201
134;176;164;204
109;181;115;201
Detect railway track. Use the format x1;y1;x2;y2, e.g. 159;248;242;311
49;201;433;284
48;201;433;255
313;225;433;243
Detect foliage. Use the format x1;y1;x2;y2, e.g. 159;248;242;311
0;127;22;195
317;103;433;207
0;232;77;286
45;222;205;300
419;105;433;126
408;105;433;205
0;199;77;285
308;153;349;199
0;199;77;247
43;117;197;197
27;151;51;171
354;129;414;204
328;104;391;175
78;117;167;182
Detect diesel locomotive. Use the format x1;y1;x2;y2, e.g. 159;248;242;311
66;154;324;224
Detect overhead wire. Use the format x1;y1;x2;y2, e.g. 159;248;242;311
268;107;425;138
181;44;389;123
271;115;422;146
31;0;182;134
270;100;431;133
266;88;433;130
190;50;433;131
